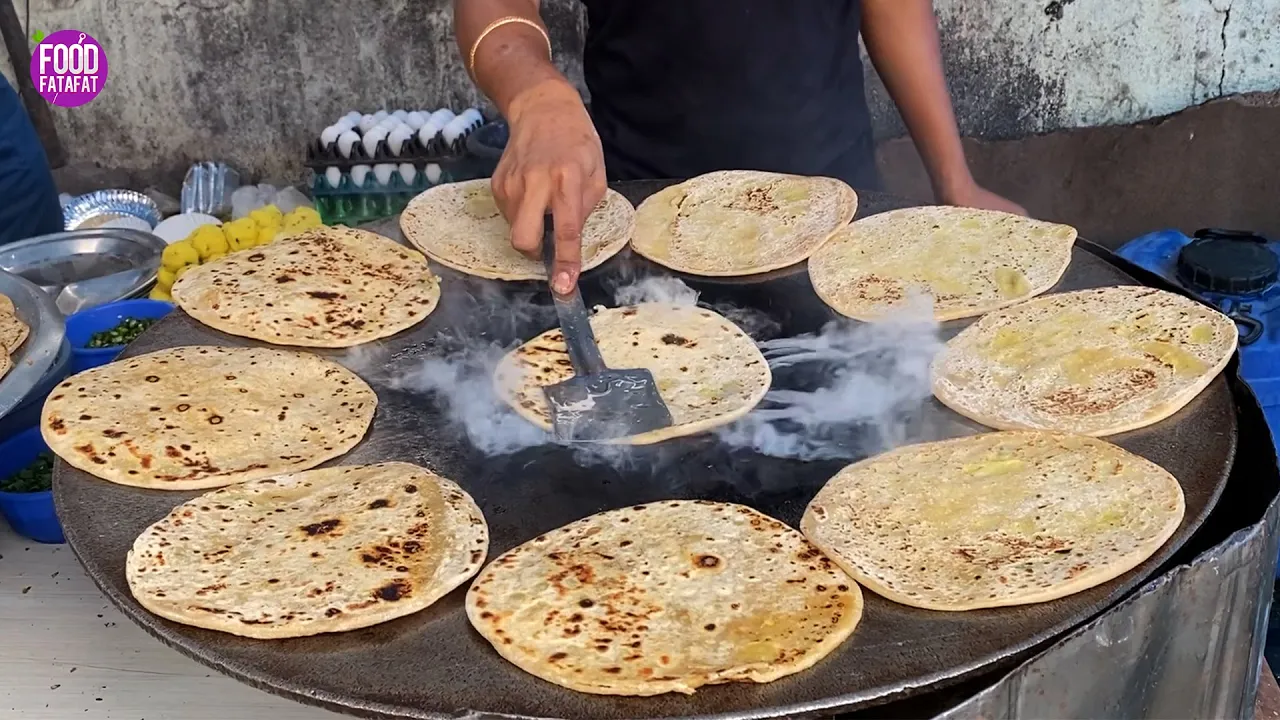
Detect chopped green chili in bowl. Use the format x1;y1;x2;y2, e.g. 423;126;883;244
0;453;53;493
85;317;157;349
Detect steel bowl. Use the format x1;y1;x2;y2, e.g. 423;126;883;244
0;269;64;421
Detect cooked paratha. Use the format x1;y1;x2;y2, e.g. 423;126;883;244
802;431;1185;611
494;303;771;445
808;206;1077;322
0;351;10;383
41;345;376;490
630;170;857;277
127;462;488;639
399;179;634;281
172;226;440;348
0;293;28;354
467;500;862;695
932;286;1237;436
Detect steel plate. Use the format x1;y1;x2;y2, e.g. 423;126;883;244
0;228;167;315
53;188;1236;720
0;269;65;420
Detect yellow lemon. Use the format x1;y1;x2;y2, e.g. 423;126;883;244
223;218;258;252
249;204;283;228
149;286;173;302
156;266;176;289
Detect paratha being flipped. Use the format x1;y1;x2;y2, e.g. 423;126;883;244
41;345;376;490
494;303;771;445
172;226;440;348
802;431;1185;611
808;206;1077;322
399;179;635;281
932;286;1237;436
467;500;862;696
0;292;29;354
631;170;857;277
127;462;488;639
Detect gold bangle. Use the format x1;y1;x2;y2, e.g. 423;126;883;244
468;16;553;77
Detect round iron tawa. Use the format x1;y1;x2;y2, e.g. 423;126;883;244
53;188;1235;719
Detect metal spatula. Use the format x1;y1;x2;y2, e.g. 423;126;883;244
540;215;674;443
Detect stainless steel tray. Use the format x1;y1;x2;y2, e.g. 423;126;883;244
0;229;167;315
0;269;64;420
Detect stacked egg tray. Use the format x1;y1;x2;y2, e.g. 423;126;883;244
305;110;486;226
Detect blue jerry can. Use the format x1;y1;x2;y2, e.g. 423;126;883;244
1116;228;1280;573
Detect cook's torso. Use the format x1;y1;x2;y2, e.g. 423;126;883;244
580;0;877;188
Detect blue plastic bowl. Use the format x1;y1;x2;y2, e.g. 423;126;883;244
0;427;64;544
65;299;174;374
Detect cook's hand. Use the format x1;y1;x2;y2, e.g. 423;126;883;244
940;181;1028;217
492;79;606;295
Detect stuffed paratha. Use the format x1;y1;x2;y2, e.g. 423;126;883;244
400;179;634;281
630;170;856;277
127;462;488;639
809;206;1077;322
467;500;862;695
932;286;1236;436
802;431;1185;611
172;226;440;348
42;345;376;490
494;303;771;445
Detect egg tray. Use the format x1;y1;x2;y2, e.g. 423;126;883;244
303;128;476;174
307;168;451;227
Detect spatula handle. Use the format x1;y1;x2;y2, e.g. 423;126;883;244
542;215;607;375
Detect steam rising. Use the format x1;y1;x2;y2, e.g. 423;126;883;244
718;297;943;461
388;274;942;464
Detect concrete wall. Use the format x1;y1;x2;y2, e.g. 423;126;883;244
3;0;1278;186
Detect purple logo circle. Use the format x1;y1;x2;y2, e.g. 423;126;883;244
30;30;108;108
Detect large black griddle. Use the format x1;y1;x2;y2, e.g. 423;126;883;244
53;185;1236;720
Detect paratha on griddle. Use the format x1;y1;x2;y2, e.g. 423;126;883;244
172;226;440;348
808;206;1077;322
41;345;376;490
630;170;857;277
932;286;1237;436
0;292;28;354
802;431;1184;611
399;179;634;281
493;303;771;444
127;462;488;639
467;500;862;695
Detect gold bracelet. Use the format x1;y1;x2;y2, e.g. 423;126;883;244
468;16;553;76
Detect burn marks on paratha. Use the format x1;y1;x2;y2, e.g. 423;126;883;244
300;518;342;536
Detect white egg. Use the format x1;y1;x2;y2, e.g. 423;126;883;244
358;114;378;134
387;126;412;157
373;163;397;186
425;163;442;184
325;167;343;189
405;111;427;130
334;117;357;133
458;108;484;130
344;111;362;124
442;115;470;146
373;110;390;122
351;164;372;187
337;130;361;158
319;124;342;147
362;127;388;158
392;109;409;122
398;163;418;185
417;120;443;148
427;108;456;127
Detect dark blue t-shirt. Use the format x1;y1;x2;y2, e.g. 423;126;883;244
581;0;878;189
0;75;63;246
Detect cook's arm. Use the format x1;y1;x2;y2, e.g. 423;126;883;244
455;0;560;120
454;0;605;294
860;0;1025;214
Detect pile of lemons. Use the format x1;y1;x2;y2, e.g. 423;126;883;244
150;205;323;301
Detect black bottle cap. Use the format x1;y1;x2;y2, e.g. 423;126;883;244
1176;229;1278;295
